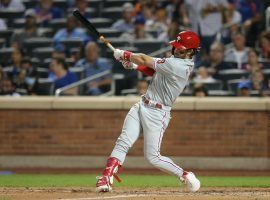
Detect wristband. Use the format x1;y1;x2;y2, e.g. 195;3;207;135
123;51;132;61
132;63;138;70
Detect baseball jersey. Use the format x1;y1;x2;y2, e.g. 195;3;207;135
144;56;194;107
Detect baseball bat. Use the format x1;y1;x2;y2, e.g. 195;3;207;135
72;9;116;52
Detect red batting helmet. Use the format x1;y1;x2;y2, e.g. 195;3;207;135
170;31;200;50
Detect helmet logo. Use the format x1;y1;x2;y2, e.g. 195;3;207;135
176;36;181;42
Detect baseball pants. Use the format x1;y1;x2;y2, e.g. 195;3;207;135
111;101;184;178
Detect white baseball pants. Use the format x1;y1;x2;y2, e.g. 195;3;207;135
111;101;183;178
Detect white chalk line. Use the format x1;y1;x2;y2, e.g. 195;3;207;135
59;194;158;200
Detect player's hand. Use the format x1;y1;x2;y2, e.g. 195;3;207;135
113;49;124;61
113;49;132;61
121;60;133;69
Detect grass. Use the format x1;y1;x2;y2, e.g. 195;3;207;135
0;174;270;188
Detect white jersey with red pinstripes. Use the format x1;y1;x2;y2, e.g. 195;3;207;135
144;56;194;107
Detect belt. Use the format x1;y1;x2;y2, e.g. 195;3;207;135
142;96;162;109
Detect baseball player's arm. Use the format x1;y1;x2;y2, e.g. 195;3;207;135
114;49;155;69
121;60;155;76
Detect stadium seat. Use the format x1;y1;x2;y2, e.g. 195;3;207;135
37;67;49;78
260;60;270;69
0;47;14;65
66;58;75;68
68;7;97;18
0;30;13;46
70;66;84;79
222;61;238;69
0;10;24;27
23;37;53;56
208;90;233;96
190;80;223;91
263;69;270;81
23;0;38;9
0;38;5;48
48;18;66;31
218;69;249;82
86;0;102;11
89;18;113;28
60;38;84;50
37;78;54;95
101;7;122;21
133;40;163;54
146;29;158;38
98;28;122;38
38;28;54;37
41;58;52;69
33;47;54;62
53;0;67;9
104;0;134;8
227;79;245;95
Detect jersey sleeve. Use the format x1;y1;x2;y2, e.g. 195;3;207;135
136;65;155;76
153;58;190;79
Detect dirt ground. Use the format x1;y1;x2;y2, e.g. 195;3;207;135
0;187;270;200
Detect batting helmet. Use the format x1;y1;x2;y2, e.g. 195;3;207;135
170;31;200;50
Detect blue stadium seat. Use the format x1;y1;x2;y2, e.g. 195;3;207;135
218;69;249;82
133;40;163;54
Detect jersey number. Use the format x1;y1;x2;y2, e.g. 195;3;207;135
157;59;166;64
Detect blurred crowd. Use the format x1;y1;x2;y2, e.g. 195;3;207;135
0;0;270;97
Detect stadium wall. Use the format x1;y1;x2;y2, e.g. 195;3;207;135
0;97;269;170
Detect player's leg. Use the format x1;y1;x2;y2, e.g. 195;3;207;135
96;103;142;192
140;105;200;192
110;102;142;163
140;105;183;177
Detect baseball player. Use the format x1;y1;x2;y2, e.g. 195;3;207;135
96;31;201;193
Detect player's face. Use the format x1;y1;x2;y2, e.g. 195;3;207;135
173;48;188;59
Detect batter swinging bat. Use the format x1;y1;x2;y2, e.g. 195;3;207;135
72;9;116;52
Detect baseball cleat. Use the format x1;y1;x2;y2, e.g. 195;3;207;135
180;171;200;192
96;157;122;193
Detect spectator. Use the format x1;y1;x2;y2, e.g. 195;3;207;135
185;0;228;52
6;48;23;83
0;18;7;30
0;66;4;81
112;3;134;32
0;78;20;96
35;0;62;27
250;70;266;95
172;0;190;28
259;31;270;59
50;57;78;95
224;32;250;69
193;84;208;97
201;42;228;79
75;42;112;95
221;1;242;44
0;0;25;11
237;81;251;97
120;15;153;42
153;8;169;40
53;14;91;51
11;9;42;49
242;49;262;72
193;66;216;83
136;79;149;96
74;0;91;19
20;57;37;90
235;0;262;47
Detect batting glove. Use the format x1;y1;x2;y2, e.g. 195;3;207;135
121;60;137;70
113;49;132;61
